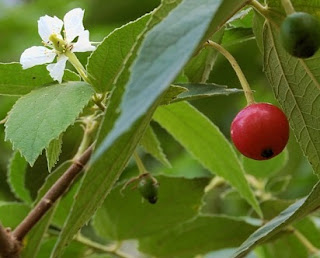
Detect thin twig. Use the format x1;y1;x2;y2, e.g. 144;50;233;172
12;145;94;241
0;223;21;258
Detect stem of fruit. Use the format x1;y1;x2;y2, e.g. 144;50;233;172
280;0;295;14
290;227;319;254
134;151;147;174
75;234;133;258
206;40;255;105
12;145;93;241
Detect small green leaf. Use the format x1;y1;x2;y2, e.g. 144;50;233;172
232;181;320;258
242;149;289;179
0;63;80;96
0;202;30;228
140;125;171;167
46;134;63;172
139;215;259;258
93;176;208;240
153;102;261;216
170;83;242;104
5;82;94;165
7;151;32;204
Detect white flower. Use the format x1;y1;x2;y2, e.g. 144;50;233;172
20;8;95;83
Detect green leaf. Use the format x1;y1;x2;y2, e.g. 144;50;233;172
168;83;243;104
242;149;289;179
46;134;63;172
0;202;30;228
232;181;320;258
253;8;320;176
0;63;80;96
93;176;208;240
5;82;94;165
184;28;224;83
140;125;171;167
51;2;183;255
93;0;249;163
153;102;261;216
87;14;151;93
7;151;32;204
139;215;259;258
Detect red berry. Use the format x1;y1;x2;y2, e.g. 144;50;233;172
231;103;289;160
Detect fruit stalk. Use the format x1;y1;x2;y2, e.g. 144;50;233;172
12;145;93;241
280;0;295;14
206;40;255;105
134;151;147;174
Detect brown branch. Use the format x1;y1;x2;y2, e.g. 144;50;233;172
0;223;21;258
12;145;93;242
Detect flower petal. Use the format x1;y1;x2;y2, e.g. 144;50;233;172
46;55;68;83
72;30;96;52
38;15;63;43
64;8;85;43
20;46;56;69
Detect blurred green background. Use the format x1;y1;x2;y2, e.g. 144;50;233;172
0;0;316;221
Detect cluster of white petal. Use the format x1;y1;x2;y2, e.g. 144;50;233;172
20;8;95;83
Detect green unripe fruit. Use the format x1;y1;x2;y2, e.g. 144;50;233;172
280;12;320;58
138;174;158;204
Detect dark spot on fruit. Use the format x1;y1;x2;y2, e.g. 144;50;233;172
261;148;274;158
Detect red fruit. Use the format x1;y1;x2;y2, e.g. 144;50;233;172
231;103;289;160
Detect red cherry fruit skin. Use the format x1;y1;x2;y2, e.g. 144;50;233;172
231;103;289;160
